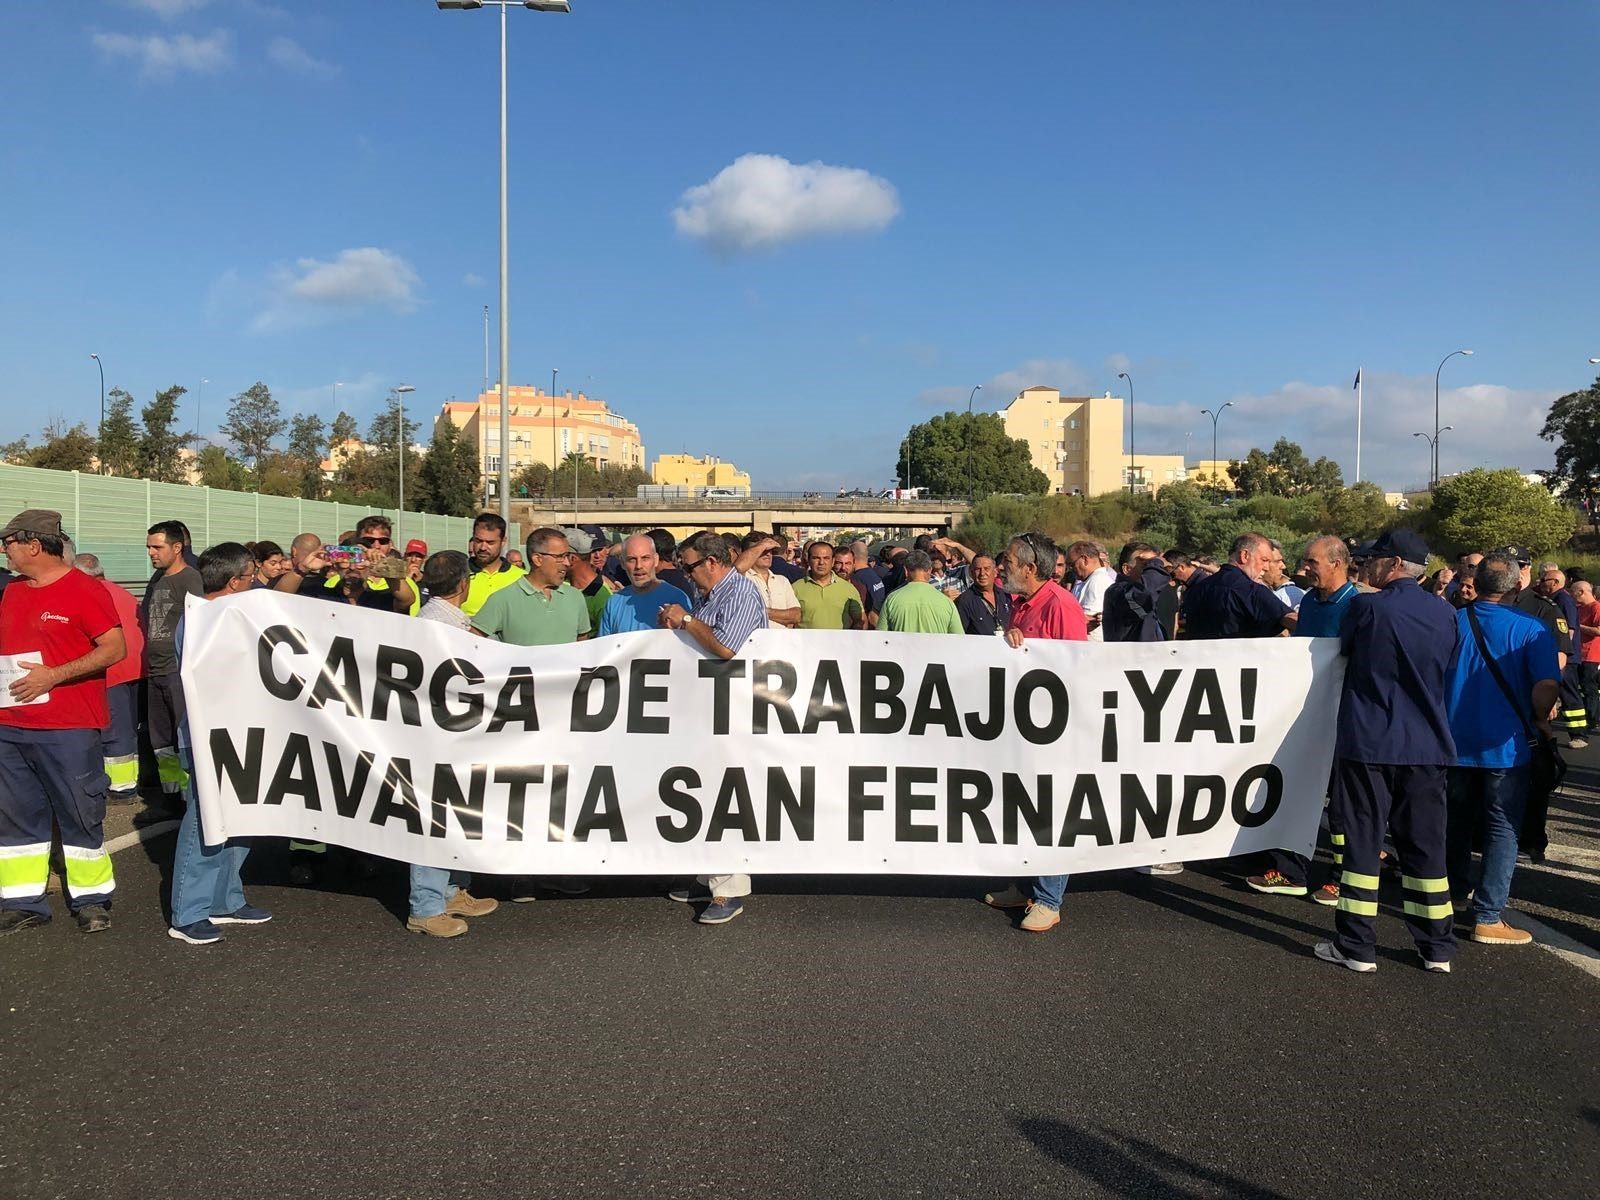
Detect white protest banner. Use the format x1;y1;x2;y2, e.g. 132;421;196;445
181;590;1346;877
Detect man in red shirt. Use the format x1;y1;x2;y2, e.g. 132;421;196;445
0;510;127;935
1573;579;1600;736
984;531;1087;932
74;552;146;803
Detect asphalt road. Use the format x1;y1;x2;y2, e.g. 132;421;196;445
5;771;1599;1200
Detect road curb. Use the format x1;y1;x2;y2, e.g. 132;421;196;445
105;820;180;855
1511;910;1600;982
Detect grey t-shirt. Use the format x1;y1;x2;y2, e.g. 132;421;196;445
141;566;203;675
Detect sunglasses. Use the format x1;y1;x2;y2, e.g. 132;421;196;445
679;556;709;571
358;536;392;547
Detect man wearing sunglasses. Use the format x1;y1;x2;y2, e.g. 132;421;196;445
658;531;769;925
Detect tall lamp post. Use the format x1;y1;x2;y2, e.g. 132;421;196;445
89;354;104;474
438;0;573;524
1414;427;1452;485
550;367;559;500
1433;348;1473;487
394;385;415;535
964;384;982;503
1117;370;1134;494
1200;402;1234;490
194;377;209;447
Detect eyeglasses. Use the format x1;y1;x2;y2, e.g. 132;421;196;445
0;533;25;548
535;549;573;560
679;555;708;572
358;536;392;547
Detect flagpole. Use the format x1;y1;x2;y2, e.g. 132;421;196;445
1354;367;1363;484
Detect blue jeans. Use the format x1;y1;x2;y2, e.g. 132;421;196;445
1028;874;1068;910
1446;765;1529;927
169;781;249;927
409;866;469;918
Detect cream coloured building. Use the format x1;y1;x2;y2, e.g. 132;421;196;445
1000;386;1130;496
437;388;645;487
1127;454;1189;493
1187;459;1237;489
651;453;751;493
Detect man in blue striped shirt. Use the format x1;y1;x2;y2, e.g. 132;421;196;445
1250;535;1360;902
657;530;769;924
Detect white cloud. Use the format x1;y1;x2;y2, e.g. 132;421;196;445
673;153;900;255
462;272;486;289
1105;352;1132;376
916;357;1095;408
1131;373;1556;491
266;36;336;77
126;0;212;18
92;29;233;78
253;247;421;332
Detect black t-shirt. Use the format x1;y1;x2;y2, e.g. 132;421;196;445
297;570;401;612
1510;588;1571;657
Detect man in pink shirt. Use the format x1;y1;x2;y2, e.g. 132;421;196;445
74;553;145;803
985;531;1087;932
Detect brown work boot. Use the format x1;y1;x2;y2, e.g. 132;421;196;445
445;890;498;918
407;913;468;938
984;884;1030;909
1470;920;1533;946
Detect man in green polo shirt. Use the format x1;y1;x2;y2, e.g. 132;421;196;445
881;549;962;634
793;540;865;630
471;527;590;646
463;512;527;618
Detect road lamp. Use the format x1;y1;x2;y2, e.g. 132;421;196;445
965;384;982;503
1118;370;1134;494
1433;348;1473;487
89;354;104;474
394;385;415;533
550;367;559;499
1589;357;1599;365
1200;402;1234;489
1415;427;1452;484
438;0;572;524
194;378;208;447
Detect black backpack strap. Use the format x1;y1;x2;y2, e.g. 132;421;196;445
1465;602;1537;745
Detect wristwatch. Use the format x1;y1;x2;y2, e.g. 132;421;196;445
682;612;696;627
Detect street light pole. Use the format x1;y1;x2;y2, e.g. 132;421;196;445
1117;370;1134;493
437;0;572;526
1433;348;1473;487
550;367;559;499
1200;402;1234;489
195;377;208;448
395;385;415;535
1414;427;1453;485
965;384;982;503
89;354;104;474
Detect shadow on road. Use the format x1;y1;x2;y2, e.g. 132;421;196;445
1016;1116;1293;1199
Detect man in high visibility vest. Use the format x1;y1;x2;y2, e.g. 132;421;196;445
463;512;526;617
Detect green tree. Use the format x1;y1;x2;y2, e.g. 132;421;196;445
1540;375;1600;531
286;413;328;501
1427;468;1577;556
138;385;191;483
222;381;287;476
196;445;250;491
98;387;142;477
898;412;1050;500
1230;437;1344;498
418;417;482;517
0;435;29;464
1326;481;1396;540
27;420;99;473
329;410;360;454
362;394;423;510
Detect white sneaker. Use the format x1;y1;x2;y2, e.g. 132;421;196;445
1313;940;1377;973
1420;954;1452;973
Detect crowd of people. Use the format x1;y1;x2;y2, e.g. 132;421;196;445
0;503;1588;976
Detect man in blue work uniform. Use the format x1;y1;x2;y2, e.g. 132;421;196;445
1249;534;1360;903
1180;532;1289;640
1315;528;1460;974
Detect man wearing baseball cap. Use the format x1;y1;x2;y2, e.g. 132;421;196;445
0;510;128;935
1315;527;1460;975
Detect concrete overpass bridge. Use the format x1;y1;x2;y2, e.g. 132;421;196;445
511;495;972;537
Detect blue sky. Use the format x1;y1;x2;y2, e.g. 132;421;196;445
2;1;1597;492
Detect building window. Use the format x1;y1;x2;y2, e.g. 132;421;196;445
1068;418;1079;430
